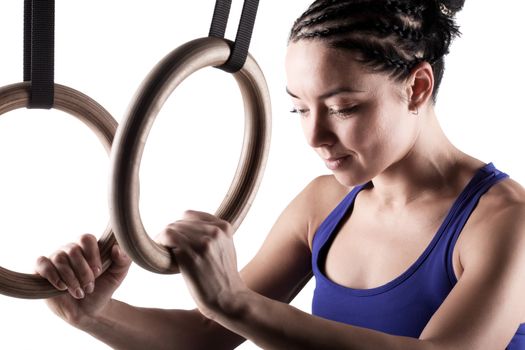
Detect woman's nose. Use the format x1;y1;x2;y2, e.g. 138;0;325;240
303;112;335;148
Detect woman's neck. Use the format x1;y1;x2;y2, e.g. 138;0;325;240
369;110;481;208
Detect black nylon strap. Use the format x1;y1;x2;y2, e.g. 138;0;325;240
23;0;32;82
209;0;232;39
209;0;259;73
23;0;55;109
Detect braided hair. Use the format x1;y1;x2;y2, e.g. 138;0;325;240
289;0;465;101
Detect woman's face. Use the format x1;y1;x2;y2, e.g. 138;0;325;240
285;40;421;186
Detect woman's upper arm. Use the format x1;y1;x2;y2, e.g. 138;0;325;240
419;203;525;349
240;175;344;303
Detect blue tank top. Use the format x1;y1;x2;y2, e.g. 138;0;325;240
312;163;525;348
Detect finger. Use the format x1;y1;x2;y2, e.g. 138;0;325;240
165;221;218;242
63;243;95;295
180;210;230;231
161;221;227;259
107;244;132;275
175;211;233;239
78;234;102;278
157;224;187;247
50;250;85;299
181;210;216;221
157;225;196;261
34;256;67;291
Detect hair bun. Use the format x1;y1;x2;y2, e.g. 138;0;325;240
438;0;465;16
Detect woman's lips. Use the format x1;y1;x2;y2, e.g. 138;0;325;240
324;155;350;170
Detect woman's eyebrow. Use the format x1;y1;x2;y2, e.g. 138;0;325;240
286;86;366;99
285;87;300;98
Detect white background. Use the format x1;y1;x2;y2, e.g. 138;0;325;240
0;1;523;349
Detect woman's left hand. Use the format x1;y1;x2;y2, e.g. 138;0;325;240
156;210;247;320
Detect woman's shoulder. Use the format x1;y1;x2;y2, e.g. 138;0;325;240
458;159;525;224
460;176;525;270
304;174;352;200
478;177;525;219
295;175;353;247
302;174;353;212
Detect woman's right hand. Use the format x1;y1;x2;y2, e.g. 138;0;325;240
35;234;132;328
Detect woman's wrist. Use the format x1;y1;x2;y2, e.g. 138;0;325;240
75;298;118;333
206;286;254;323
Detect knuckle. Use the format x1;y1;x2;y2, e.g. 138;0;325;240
182;209;195;217
52;252;69;266
159;228;177;245
65;245;83;259
165;223;182;235
209;226;222;238
219;221;233;235
180;212;190;221
34;256;52;275
36;255;49;266
54;278;64;287
165;224;177;233
79;233;97;246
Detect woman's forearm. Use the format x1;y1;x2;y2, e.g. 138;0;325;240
80;299;245;350
212;290;433;350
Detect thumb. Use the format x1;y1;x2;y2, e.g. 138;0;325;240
106;245;132;279
80;245;132;300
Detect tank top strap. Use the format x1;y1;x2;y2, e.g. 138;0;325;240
442;162;509;284
312;182;369;251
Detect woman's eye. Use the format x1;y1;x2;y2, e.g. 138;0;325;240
290;107;309;116
328;106;358;118
290;106;358;118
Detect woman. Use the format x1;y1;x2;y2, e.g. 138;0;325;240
36;0;525;348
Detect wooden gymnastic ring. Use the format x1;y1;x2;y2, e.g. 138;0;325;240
109;37;271;274
0;82;117;299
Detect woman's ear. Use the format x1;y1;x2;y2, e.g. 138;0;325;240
405;62;434;114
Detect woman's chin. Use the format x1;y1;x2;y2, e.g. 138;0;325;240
332;171;370;188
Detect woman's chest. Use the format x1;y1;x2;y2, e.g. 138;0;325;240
322;201;465;290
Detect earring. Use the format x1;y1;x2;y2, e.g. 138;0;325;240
411;107;419;116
